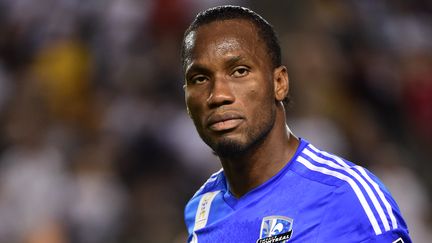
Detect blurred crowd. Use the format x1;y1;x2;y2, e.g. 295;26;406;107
0;0;431;242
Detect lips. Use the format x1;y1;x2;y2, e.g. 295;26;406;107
207;112;244;132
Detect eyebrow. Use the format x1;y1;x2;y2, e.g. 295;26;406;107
225;55;244;68
185;64;209;77
185;55;246;78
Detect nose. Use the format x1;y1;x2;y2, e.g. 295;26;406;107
206;75;235;108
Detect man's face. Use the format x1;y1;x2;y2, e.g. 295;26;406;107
183;19;277;157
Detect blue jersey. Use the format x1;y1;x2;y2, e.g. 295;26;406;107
184;139;411;242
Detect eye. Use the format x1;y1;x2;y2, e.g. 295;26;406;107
232;67;250;78
189;75;208;85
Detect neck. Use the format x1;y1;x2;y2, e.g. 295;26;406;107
220;108;299;198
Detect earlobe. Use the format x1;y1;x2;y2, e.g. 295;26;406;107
274;66;289;102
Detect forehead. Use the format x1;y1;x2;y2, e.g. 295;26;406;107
184;19;269;67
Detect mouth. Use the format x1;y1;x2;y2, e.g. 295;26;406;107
207;112;244;132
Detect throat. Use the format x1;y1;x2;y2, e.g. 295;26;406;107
223;160;274;198
220;147;283;198
220;133;299;198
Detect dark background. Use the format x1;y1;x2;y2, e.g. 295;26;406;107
0;0;431;242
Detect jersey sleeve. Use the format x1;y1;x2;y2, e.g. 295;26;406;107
316;183;411;242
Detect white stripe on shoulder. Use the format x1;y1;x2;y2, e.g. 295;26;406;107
355;165;398;229
205;169;223;184
194;190;220;231
303;146;390;232
308;144;397;231
210;168;224;178
297;156;382;235
193;169;223;197
307;145;351;167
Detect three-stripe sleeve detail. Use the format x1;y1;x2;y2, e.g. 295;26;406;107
297;156;383;235
298;144;397;235
307;145;397;230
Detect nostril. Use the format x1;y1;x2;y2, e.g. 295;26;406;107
208;99;232;109
207;92;235;109
206;78;235;108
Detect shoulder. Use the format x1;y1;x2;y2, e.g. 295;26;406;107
184;169;225;233
295;143;411;242
315;182;412;242
317;182;410;242
190;168;225;199
293;142;362;187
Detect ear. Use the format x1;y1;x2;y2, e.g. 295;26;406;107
273;66;289;102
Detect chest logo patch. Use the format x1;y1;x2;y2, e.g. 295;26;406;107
257;216;293;243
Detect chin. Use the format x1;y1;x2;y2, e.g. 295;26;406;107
202;115;275;158
211;137;250;158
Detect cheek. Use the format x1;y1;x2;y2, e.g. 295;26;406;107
185;91;206;122
242;83;274;118
243;80;273;104
185;89;200;108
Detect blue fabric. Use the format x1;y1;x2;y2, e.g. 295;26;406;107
184;139;411;242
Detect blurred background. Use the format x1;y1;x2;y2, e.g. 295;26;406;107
0;0;431;242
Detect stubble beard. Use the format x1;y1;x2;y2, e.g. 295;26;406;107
203;108;276;159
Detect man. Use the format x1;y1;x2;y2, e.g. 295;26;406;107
181;5;411;243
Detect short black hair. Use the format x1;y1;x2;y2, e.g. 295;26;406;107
181;5;282;71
